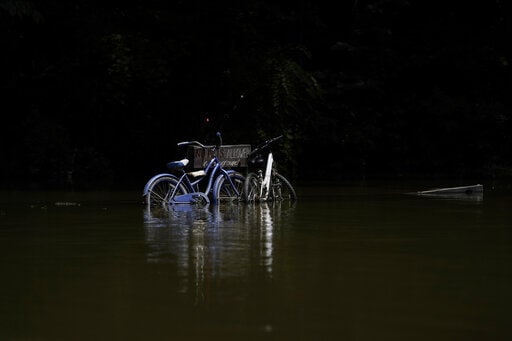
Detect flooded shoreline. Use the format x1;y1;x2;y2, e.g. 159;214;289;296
1;184;510;340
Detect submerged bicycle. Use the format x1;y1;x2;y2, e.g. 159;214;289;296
243;135;297;202
143;132;245;207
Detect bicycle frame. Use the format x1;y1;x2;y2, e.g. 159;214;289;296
169;156;226;204
168;152;240;205
260;152;274;201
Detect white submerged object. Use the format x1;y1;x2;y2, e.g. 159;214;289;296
417;184;483;195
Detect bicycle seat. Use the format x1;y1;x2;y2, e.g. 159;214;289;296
248;154;265;167
167;158;189;170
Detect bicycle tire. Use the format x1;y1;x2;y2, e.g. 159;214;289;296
212;172;245;204
271;173;297;201
144;176;188;207
244;172;261;202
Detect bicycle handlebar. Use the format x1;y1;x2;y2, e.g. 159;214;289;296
177;132;223;150
216;132;223;150
177;141;208;148
249;135;283;156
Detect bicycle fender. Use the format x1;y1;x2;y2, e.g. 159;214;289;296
142;173;179;196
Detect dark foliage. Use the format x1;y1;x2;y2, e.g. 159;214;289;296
1;0;511;189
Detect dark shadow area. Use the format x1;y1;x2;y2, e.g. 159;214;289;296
1;0;511;189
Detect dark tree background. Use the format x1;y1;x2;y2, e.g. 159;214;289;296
1;0;511;189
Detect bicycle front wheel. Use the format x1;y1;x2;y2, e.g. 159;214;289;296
212;172;245;204
244;172;261;202
271;173;297;201
144;176;188;207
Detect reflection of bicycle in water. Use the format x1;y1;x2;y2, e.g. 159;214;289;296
143;202;294;304
143;205;226;304
244;135;297;203
143;132;245;207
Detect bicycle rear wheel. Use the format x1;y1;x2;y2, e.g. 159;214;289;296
271;173;297;201
212;172;245;204
144;176;188;207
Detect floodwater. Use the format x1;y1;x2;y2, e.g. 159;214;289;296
0;182;511;340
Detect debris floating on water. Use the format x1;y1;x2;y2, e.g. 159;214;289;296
54;202;81;207
414;184;484;201
417;184;483;195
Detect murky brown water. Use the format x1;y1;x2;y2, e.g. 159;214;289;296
0;182;511;340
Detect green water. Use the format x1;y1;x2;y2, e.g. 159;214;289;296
0;183;510;340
